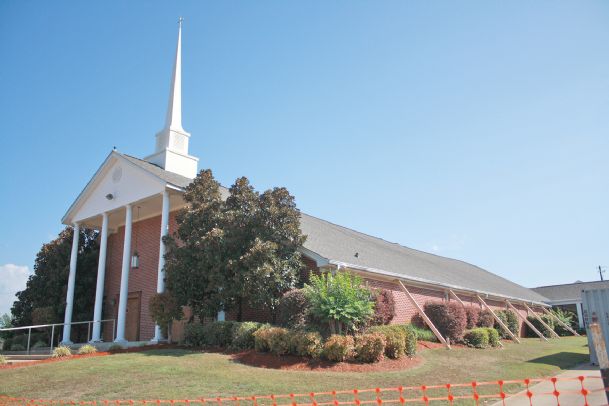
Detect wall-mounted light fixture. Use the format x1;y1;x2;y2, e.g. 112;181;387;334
131;206;141;269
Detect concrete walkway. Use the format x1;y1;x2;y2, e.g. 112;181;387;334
491;364;607;405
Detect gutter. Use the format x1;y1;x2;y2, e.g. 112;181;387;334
327;259;549;307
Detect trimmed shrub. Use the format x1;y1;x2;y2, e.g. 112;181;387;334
463;328;489;348
465;307;480;329
108;344;124;352
10;344;25;351
230;322;264;350
183;323;206;347
78;344;97;355
253;327;291;355
355;333;386;363
495;310;519;339
526;315;555;338
2;338;12;351
368;324;417;358
278;289;311;329
423;302;467;342
401;325;418;357
0;354;6;365
32;341;47;349
323;335;355;362
370;289;396;326
486;328;500;347
290;331;323;358
52;346;72;358
201;321;237;347
477;310;495;328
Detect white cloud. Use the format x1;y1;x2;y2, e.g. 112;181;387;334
0;264;31;316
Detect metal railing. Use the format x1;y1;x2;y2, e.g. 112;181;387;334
0;319;115;355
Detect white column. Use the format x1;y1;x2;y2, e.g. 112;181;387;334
61;223;80;345
576;302;584;329
90;212;109;342
114;205;133;344
152;190;170;343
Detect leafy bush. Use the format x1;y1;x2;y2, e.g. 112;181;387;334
201;321;237;347
2;338;12;351
278;289;311;329
253;326;291;355
465;307;480;329
0;354;6;365
10;344;25;351
423;302;467;342
32;341;47;349
304;272;374;334
367;324;416;359
486;328;500;347
477;310;495;328
410;325;438;342
322;335;355;362
550;308;575;336
463;328;489;348
230;322;264;350
290;331;323;358
495;310;519;339
149;292;183;338
355;333;386;363
78;344;97;355
526;315;555;338
52;346;72;358
183;323;206;347
370;289;396;326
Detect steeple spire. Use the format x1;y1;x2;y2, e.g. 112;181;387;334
164;17;184;133
145;18;199;178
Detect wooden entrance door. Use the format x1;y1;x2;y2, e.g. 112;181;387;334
125;293;141;342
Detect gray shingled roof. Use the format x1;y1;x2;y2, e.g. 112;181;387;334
122;152;547;304
532;281;609;302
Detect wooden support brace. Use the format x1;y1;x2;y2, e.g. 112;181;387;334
541;307;580;336
523;303;560;339
449;290;503;347
506;300;547;341
476;295;521;343
397;280;451;349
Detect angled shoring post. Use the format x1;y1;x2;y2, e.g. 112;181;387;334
541;306;580;336
506;300;547;341
449;289;504;347
397;280;451;349
524;302;561;339
476;295;521;343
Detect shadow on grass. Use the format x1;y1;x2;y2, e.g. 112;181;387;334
528;352;589;368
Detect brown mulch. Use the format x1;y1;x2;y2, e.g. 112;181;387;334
230;350;423;372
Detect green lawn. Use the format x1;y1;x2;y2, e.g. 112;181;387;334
0;337;590;404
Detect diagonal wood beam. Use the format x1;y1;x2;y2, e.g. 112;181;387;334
396;280;450;349
523;303;560;339
541;307;580;336
476;295;521;343
449;289;504;347
505;300;547;341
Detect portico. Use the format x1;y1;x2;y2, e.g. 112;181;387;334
59;19;197;345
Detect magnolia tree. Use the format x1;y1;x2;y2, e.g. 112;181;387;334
164;169;306;321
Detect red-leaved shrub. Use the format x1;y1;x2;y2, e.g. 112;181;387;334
477;310;495;328
370;289;396;325
465;307;480;329
423;302;467;342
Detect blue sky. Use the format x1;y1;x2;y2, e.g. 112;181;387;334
0;1;608;315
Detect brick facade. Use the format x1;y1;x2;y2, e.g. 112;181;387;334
102;212;540;341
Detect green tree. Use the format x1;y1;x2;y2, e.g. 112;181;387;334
304;271;374;334
164;170;306;321
11;227;99;341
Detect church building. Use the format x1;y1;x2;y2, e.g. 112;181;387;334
59;21;550;347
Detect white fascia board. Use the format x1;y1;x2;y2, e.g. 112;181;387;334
328;259;549;307
298;247;330;267
62;151;171;225
544;299;582;306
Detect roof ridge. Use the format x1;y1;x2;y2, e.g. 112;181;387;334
533;280;609;289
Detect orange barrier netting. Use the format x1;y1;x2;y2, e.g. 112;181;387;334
0;375;605;406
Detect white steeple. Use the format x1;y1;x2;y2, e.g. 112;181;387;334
145;18;199;178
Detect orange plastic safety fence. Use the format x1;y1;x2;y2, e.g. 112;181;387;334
0;375;605;406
